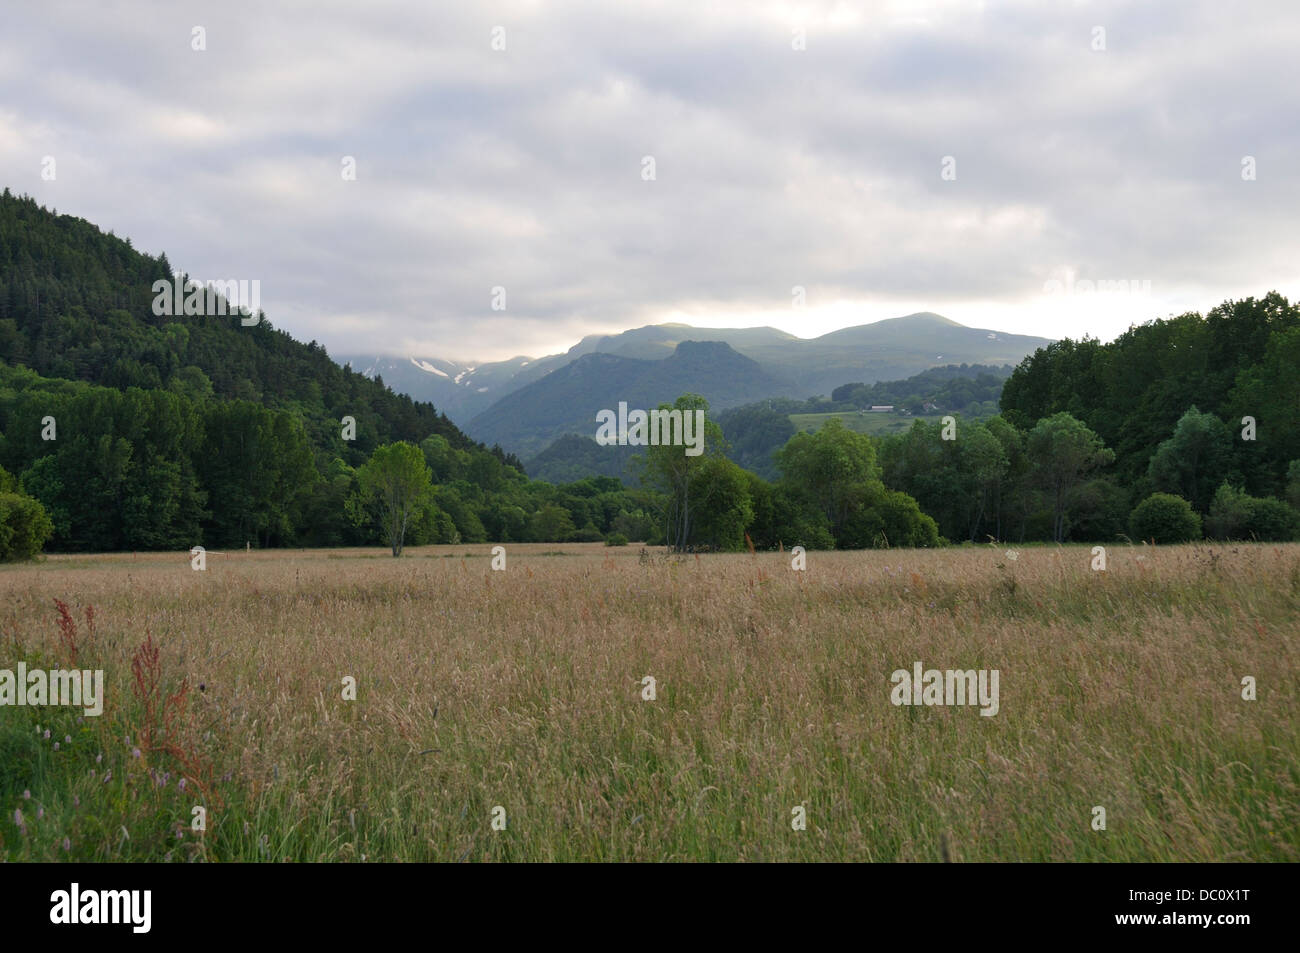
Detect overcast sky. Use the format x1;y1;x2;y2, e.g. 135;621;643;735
2;0;1297;363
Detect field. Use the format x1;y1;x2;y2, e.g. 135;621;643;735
1;542;1297;862
790;411;946;436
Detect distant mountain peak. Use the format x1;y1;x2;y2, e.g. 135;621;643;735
664;339;756;363
875;311;963;327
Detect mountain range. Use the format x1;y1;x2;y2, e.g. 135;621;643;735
339;314;1053;457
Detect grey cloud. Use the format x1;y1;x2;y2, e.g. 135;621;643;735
1;0;1297;360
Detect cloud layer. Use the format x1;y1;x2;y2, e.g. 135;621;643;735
3;0;1297;360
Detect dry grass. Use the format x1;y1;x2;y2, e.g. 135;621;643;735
2;541;1297;861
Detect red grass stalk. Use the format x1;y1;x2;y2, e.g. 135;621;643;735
53;599;78;667
130;632;221;808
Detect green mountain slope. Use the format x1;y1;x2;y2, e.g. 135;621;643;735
467;340;794;458
523;433;640;485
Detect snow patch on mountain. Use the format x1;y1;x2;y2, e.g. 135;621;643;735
411;358;449;377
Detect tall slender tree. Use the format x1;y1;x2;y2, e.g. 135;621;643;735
358;441;433;556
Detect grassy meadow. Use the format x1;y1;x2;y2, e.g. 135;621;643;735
1;542;1296;862
790;411;948;437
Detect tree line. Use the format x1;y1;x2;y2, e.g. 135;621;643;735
3;352;1298;560
0;361;667;554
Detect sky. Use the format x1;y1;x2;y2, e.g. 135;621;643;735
2;0;1297;363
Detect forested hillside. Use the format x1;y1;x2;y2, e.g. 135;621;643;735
714;364;1010;480
831;364;1011;414
0;189;493;465
523;433;639;485
1000;293;1298;501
